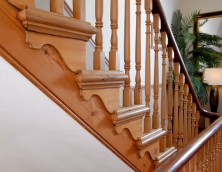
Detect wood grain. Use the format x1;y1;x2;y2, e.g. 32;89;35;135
17;6;97;41
0;1;154;171
26;31;86;72
7;0;34;9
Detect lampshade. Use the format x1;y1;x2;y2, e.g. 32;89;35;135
203;68;222;85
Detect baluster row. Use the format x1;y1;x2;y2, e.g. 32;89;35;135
179;128;222;172
67;0;205;159
92;0;204;156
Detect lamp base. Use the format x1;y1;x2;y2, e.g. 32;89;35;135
210;85;219;112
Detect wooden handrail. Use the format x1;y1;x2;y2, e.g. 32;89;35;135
156;116;222;172
152;0;221;119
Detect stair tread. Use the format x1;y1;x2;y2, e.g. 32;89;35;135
115;104;148;114
136;129;166;147
111;105;149;124
155;147;177;167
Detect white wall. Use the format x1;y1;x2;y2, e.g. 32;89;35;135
0;57;132;172
178;0;222;16
160;0;180;23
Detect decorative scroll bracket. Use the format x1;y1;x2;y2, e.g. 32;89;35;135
16;5;97;73
111;105;149;140
75;70;128;113
25;31;86;73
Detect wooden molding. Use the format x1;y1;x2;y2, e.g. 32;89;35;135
17;6;97;41
75;70;128;113
154;147;177;167
136;129;166;159
111;105;149;140
0;1;155;171
26;31;86;72
6;0;34;9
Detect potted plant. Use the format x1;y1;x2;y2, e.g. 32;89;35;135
171;9;222;105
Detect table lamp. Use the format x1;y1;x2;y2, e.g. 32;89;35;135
203;68;222;112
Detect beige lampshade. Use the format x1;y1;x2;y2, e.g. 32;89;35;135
203;68;222;85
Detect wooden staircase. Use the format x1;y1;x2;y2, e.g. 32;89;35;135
1;0;222;171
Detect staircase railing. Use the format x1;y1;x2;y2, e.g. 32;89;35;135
89;0;220;167
156;116;222;172
152;0;220;119
12;0;222;170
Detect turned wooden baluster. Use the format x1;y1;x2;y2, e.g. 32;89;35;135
144;0;151;132
209;137;213;172
109;0;119;70
73;0;85;20
219;129;222;171
205;140;210;172
218;131;221;171
50;0;64;15
152;13;160;129
94;0;105;70
160;30;167;152
201;146;207;172
167;47;173;148
183;84;189;145
178;73;184;148
123;0;131;106
217;131;221;172
210;136;215;172
202;142;207;172
198;146;204;171
220;129;222;170
218;131;220;171
195;111;200;137
214;134;217;172
189;154;196;172
195;149;200;171
215;132;219;172
134;0;142;104
173;62;180;147
191;103;196;139
187;93;192;142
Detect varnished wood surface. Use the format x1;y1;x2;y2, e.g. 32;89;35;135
17;6;97;41
6;0;34;9
50;0;64;15
94;0;105;70
134;0;142;105
153;0;221;120
144;0;152;133
123;0;132;107
26;31;86;72
156;116;222;172
152;13;160;129
0;1;154;171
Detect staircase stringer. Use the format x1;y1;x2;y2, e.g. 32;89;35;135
0;1;155;171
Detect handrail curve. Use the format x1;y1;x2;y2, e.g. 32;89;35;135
153;0;221;119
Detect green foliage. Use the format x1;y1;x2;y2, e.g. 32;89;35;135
171;9;222;105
